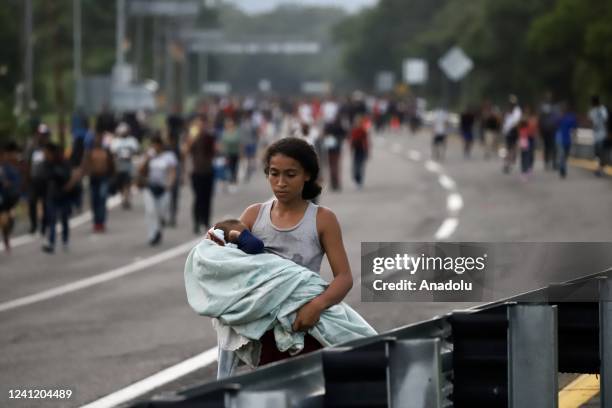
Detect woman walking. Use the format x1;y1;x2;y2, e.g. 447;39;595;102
212;137;354;378
139;135;177;245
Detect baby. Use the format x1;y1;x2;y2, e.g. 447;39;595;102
211;219;265;255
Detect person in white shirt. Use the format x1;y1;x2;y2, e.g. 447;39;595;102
138;135;177;246
588;95;609;176
432;108;449;161
298;102;314;125
110;122;139;209
321;98;339;125
502;95;522;173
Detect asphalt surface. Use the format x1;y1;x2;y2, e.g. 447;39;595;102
1;129;610;407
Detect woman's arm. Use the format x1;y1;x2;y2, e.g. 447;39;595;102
292;207;353;332
238;203;262;230
314;207;353;307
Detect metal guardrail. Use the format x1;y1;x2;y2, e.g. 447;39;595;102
129;269;612;408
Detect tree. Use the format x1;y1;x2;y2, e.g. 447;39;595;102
334;0;447;89
0;1;22;141
528;0;612;106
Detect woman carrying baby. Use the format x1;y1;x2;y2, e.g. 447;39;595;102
213;137;353;376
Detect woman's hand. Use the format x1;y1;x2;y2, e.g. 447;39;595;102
292;298;325;332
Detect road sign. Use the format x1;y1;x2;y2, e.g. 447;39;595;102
111;85;156;112
202;82;230;96
375;71;395;92
403;59;428;85
129;0;200;16
438;46;473;82
258;79;271;93
301;81;331;95
189;41;320;55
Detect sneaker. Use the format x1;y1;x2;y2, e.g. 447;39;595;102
42;244;54;254
93;223;106;233
149;231;162;246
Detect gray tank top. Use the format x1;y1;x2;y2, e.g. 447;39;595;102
252;199;324;272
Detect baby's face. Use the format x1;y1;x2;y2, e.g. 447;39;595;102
215;221;248;243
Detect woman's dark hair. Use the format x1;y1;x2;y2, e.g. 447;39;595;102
150;133;164;146
263;137;322;200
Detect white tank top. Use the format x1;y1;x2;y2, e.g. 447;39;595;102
252;199;323;272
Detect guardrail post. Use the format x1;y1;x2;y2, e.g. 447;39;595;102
508;304;558;408
600;277;612;408
386;338;444;408
232;390;290;408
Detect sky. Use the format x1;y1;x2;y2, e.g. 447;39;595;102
223;0;379;14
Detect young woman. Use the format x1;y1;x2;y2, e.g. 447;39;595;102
139;135;177;245
212;137;353;377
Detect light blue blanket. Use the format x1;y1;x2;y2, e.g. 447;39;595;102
184;239;377;367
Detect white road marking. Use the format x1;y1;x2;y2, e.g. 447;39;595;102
424;160;442;173
1;195;122;253
0;238;200;313
434;218;459;240
447;193;463;213
80;347;219;408
407;150;422;161
438;175;456;191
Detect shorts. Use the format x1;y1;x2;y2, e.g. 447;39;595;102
115;171;132;191
433;134;446;145
506;128;518;148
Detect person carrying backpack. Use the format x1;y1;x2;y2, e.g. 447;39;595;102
41;143;77;253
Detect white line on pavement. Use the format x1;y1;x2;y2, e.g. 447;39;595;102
434;218;459;240
80;347;219;408
447;193;464;213
438;174;456;191
1;195;122;253
0;238;200;313
407;150;422;161
424;160;442;173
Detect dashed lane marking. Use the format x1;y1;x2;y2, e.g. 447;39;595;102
434;217;459;240
438;174;456;190
447;193;464;214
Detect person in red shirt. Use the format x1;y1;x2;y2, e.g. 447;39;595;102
350;115;369;189
519;107;538;180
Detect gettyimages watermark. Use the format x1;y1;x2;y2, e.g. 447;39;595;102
361;242;612;302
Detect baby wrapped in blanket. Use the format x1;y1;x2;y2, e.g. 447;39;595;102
184;219;377;371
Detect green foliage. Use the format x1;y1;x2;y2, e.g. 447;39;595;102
334;0;447;87
528;0;612;106
335;0;611;110
0;1;23;138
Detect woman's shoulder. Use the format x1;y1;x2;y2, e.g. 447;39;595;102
316;206;340;231
240;202;265;229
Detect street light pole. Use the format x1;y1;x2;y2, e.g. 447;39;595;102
73;0;83;108
24;0;33;114
116;0;126;67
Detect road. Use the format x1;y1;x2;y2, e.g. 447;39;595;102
1;129;610;407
